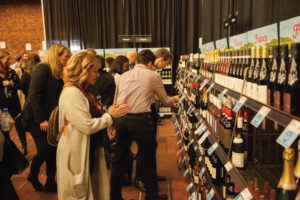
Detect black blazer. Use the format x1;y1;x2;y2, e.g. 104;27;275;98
93;69;115;107
20;71;31;98
22;63;64;124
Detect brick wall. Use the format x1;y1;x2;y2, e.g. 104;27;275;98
0;0;44;60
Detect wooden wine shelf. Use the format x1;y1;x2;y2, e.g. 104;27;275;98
172;90;255;200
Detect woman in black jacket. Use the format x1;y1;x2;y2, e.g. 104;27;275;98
0;51;27;155
20;54;40;98
22;44;70;193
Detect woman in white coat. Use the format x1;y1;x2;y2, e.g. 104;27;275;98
57;52;130;200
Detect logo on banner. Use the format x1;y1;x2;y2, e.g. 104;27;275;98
293;24;300;39
254;34;268;44
234;40;242;47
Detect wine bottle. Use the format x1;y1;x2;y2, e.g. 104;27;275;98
274;44;289;111
284;42;300;117
221;107;233;153
246;47;256;97
257;45;269;104
294;140;300;179
276;148;297;200
251;46;260;100
232;133;245;169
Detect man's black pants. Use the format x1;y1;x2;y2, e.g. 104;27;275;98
110;113;159;200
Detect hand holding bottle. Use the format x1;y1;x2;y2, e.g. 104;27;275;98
108;104;131;119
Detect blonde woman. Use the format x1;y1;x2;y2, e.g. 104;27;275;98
22;44;70;192
57;52;130;200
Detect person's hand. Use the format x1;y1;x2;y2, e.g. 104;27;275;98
172;95;180;103
108;104;131;119
9;119;15;131
3;80;10;86
40;121;48;132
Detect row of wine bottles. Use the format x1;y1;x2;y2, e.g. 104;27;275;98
179;43;300;117
157;69;172;79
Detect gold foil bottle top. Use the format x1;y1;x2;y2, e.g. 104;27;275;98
251;47;256;58
262;46;268;58
256;46;262;58
294;140;300;178
278;148;297;190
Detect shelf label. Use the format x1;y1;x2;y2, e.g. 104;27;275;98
198;130;210;145
276;119;300;148
234;188;253;200
196;120;203;128
224;161;233;172
206;83;215;93
189;193;195;200
233;96;248;113
199;167;205;178
218;89;229;100
177;140;182;145
186;182;194;191
183;169;189;177
208;142;218;156
188;139;195;147
195;123;207;136
199;79;209;91
207;189;215;200
250;106;271;128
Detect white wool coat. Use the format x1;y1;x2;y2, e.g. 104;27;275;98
57;86;113;200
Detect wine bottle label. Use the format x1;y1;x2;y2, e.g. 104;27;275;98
232;151;245;168
211;167;217;179
194;175;199;184
283;92;291;113
225;161;233;172
274;90;280;109
257;85;267;104
246;82;252;97
251;83;258;99
237;117;243;129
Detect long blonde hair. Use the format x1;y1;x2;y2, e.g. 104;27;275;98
64;52;100;90
43;44;69;79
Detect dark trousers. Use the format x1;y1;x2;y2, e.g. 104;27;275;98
135;102;159;181
8;105;26;145
28;123;56;180
0;163;19;200
110;113;159;200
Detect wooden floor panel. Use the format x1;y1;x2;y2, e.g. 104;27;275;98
7;118;188;200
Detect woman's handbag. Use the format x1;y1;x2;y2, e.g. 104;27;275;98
3;135;29;175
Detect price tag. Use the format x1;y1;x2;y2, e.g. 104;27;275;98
206;189;215;200
234;188;253;200
186;182;194;191
218;89;228;100
189;193;195;200
224;161;233;172
233;96;248;113
206;83;215;93
177;140;182;145
276;119;300;148
183;169;189;177
199;79;209;91
199;167;205;178
195;123;207;136
208;142;218;156
198;130;210;145
250;106;271;128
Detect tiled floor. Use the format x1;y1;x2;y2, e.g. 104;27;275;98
9;118;189;200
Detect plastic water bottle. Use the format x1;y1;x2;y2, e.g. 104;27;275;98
1;108;10;132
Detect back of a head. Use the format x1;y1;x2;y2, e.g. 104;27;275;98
96;55;105;69
109;55;129;75
136;49;156;66
154;48;173;61
15;54;22;62
86;48;97;56
106;57;114;67
0;51;10;68
26;54;41;74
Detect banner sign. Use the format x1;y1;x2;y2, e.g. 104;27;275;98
200;42;215;52
138;47;170;53
216;38;228;50
280;16;300;45
248;23;278;47
229;33;248;50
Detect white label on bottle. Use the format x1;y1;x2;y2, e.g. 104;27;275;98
251;83;258;99
189;193;194;200
233;96;247;113
277;119;300;148
208;142;218;156
198;130;210;145
237;117;243;129
246;82;251;97
207;83;215;93
202;110;207;119
207;189;215;200
186;182;194;191
251;106;271;128
232;151;245;168
199;79;209;91
195;123;206;136
234;188;253;200
224;161;233;172
257;85;267;104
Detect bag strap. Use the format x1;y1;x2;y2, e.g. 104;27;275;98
77;87;103;115
56;120;69;142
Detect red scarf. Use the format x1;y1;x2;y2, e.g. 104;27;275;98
77;87;103;115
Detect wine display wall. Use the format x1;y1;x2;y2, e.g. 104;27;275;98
173;44;300;200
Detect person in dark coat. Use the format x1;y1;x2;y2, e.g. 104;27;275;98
0;50;27;155
22;44;70;193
